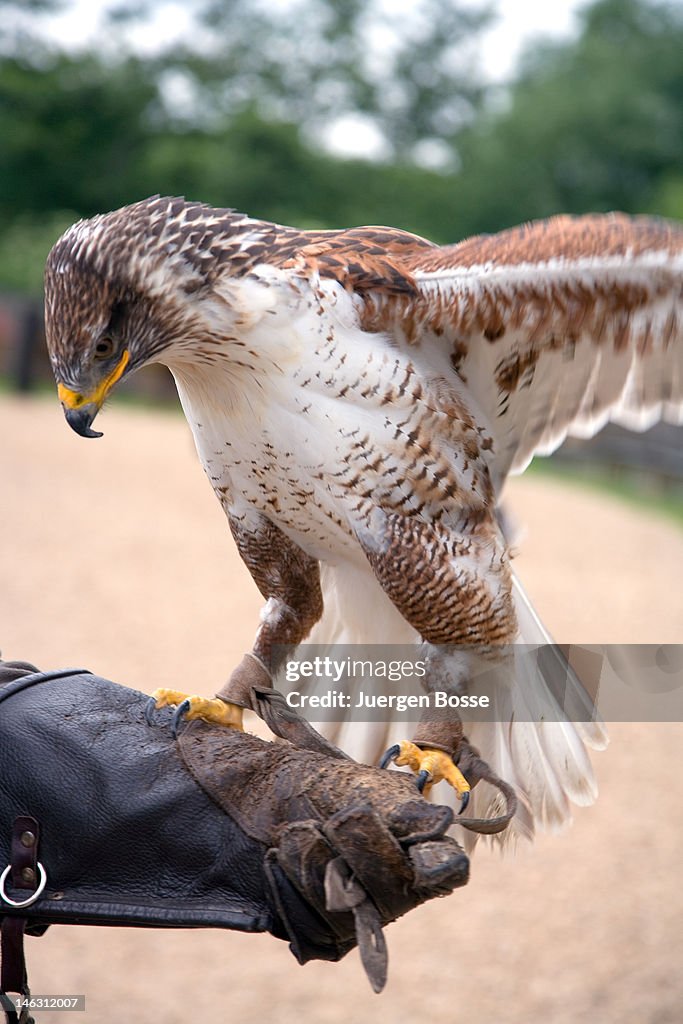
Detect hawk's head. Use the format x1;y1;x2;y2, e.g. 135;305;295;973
44;195;261;437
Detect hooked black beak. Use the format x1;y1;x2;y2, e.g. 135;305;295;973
63;404;104;439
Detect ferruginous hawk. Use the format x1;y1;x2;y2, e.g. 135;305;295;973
44;197;682;844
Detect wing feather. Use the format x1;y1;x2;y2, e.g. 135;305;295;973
392;213;683;481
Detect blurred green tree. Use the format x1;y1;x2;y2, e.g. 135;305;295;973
453;0;683;234
1;0;682;299
0;211;77;295
138;107;459;233
100;0;490;161
0;0;490;294
0;54;160;221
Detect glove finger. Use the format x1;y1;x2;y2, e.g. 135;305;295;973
323;805;415;919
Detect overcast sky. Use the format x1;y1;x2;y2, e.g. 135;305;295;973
43;0;587;83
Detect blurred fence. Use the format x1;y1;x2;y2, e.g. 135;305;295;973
558;423;683;482
2;293;682;484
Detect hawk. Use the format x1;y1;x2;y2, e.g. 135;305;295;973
44;196;683;845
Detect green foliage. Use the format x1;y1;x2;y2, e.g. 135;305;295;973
527;458;683;530
0;211;77;294
159;0;491;157
140;109;460;238
0;54;161;222
650;173;683;220
0;0;682;297
453;0;683;234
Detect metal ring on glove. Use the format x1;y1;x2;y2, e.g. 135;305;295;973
0;862;47;907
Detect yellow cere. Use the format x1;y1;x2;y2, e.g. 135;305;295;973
57;349;130;410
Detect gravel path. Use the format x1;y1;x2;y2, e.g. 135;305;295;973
1;394;682;1023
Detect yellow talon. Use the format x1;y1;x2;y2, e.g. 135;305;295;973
151;688;244;730
394;740;470;799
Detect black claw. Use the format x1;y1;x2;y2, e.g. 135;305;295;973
459;790;470;814
171;699;191;739
144;696;158;726
379;744;401;770
416;770;431;793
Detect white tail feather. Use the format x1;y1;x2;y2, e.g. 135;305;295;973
302;563;606;852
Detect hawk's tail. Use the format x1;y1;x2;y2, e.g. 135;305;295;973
303;563;608;852
459;575;607;850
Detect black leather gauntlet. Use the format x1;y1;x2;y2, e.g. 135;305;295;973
0;662;468;1005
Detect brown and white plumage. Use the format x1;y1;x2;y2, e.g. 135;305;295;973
44;197;683;848
402;214;683;479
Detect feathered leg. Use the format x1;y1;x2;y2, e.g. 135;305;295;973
356;505;516;804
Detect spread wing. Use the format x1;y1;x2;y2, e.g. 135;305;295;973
392;213;683;484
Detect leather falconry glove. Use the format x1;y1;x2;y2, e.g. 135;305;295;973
0;660;514;1010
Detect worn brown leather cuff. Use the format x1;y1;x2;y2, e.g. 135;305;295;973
216;653;273;710
412;718;464;757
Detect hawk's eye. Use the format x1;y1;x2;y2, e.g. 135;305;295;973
94;336;115;360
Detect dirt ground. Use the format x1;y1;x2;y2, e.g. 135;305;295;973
1;393;682;1024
